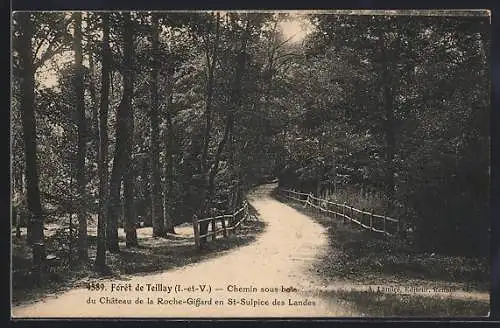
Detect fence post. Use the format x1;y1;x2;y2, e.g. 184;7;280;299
229;213;235;236
211;218;216;241
244;201;249;221
383;215;387;235
221;218;227;238
342;203;346;223
192;215;200;249
370;212;374;231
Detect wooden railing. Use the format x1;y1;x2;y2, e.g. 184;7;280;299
280;189;400;236
193;201;250;248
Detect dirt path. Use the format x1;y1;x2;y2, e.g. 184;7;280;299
12;184;357;318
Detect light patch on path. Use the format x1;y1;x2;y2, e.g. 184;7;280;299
12;184;357;318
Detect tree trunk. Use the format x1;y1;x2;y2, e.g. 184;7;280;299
383;83;395;207
143;172;152;226
197;14;222;244
16;208;21;238
122;12;137;247
68;162;74;265
95;13;110;270
73;12;89;263
200;13;220;175
199;20;249;246
163;93;175;234
199;113;234;245
107;104;127;252
87;38;100;150
107;102;125;253
380;37;396;212
151;13;165;237
17;12;45;280
123;166;137;246
14;171;22;238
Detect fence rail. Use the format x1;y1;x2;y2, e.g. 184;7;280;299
280;189;400;237
193;201;250;248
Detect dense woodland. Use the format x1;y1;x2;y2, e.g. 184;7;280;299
11;12;489;280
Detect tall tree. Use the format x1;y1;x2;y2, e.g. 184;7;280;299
150;13;165;237
122;12;138;247
16;12;45;279
163;82;176;234
95;12;110;270
200;12;221;176
107;37;126;253
73;12;89;262
199;15;252;246
376;23;397;211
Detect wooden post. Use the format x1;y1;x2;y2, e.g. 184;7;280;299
342;203;346;223
221;218;227;238
370;212;373;231
229;213;235;236
192;215;200;249
210;218;216;241
234;209;240;232
383;215;387;234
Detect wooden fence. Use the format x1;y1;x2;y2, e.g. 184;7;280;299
280;189;400;237
193;201;250;248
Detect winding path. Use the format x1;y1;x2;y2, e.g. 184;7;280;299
12;184;357;318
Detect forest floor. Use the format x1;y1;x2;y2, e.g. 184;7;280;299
11;208;265;307
274;191;490;317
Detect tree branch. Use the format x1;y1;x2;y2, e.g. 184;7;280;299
34;42;68;71
33;35;48;61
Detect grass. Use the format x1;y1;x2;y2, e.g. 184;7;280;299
11;206;266;306
321;186;390;217
273;190;490;316
316;289;489;317
276;193;489;288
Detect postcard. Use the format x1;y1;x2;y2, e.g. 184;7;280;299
11;9;490;318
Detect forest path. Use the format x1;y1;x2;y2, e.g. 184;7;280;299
12;183;357;318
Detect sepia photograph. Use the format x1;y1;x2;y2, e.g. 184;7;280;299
10;9;490;318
